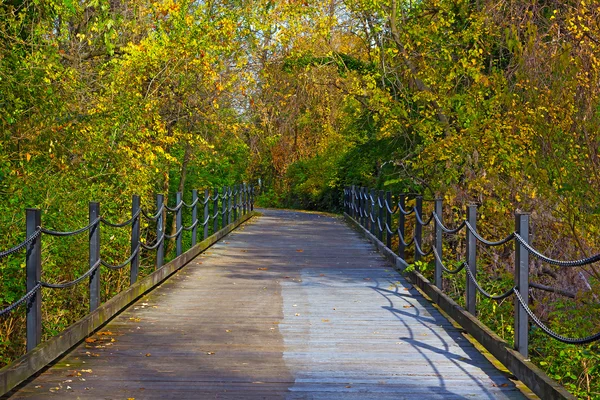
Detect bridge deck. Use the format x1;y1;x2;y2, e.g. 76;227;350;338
8;209;526;399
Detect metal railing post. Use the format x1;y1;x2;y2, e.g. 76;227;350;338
414;196;423;267
351;186;355;218
130;195;140;285
360;187;364;227
238;183;244;217
191;190;198;248
233;185;238;221
344;187;348;214
352;187;355;215
222;186;227;228
354;186;361;224
176;192;183;257
370;189;376;235
466;205;477;315
242;183;247;215
386;191;392;248
360;186;369;230
347;187;351;215
203;189;209;240
213;188;219;233
378;190;384;241
398;194;406;259
515;213;530;358
156;194;165;269
434;198;443;290
26;208;41;352
364;187;369;228
250;185;254;211
228;187;233;225
89;202;100;312
360;188;364;226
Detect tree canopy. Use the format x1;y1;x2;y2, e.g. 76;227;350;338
1;0;599;396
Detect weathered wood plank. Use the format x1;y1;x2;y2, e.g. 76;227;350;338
5;209;530;399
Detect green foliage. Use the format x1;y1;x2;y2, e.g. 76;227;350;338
0;0;253;367
283;52;377;77
404;260;428;274
1;0;600;397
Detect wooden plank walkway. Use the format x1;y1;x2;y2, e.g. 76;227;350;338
6;209;526;399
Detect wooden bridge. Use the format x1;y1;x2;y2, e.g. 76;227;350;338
4;209;528;399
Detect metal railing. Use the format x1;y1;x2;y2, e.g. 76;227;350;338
0;183;255;352
344;186;600;358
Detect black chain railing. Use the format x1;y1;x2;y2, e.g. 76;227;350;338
343;185;600;358
0;183;255;353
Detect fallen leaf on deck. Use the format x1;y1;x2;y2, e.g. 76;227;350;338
146;353;151;357
81;369;93;373
97;331;113;336
322;319;330;322
257;267;268;270
84;338;96;343
206;352;215;355
296;249;304;252
403;305;414;308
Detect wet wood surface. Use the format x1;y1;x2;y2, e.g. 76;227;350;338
6;209;526;399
